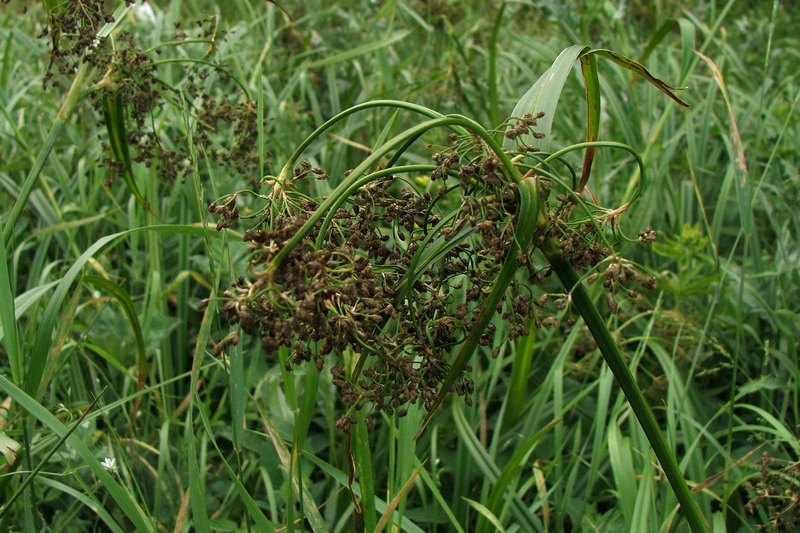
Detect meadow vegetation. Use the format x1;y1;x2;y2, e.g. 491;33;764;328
0;1;798;531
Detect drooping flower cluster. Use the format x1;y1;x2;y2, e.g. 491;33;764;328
215;121;658;429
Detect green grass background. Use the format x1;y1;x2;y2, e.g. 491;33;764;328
1;0;798;531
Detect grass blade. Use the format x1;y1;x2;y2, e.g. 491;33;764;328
301;31;409;70
578;53;600;193
693;51;752;235
589;49;689;107
37;477;125;533
464;498;506;532
452;403;542;532
375;464;422;533
100;93;149;211
0;388;106;519
0;375;153;531
83;275;147;391
503;319;535;431
21;224;219;400
3;63;89;250
353;415;377;531
541;240;708;532
503;45;588;152
302;450;426;533
0;228;22;383
195;398;276;532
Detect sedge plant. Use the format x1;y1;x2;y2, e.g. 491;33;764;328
214;46;708;531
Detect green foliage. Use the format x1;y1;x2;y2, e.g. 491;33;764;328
1;0;798;531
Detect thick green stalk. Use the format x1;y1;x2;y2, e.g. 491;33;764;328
267;114;515;274
417;177;542;436
541;239;708;533
275;100;456;184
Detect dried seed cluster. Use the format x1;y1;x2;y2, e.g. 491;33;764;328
215;125;657;429
744;452;800;531
40;0;137;88
543;191;658;316
216;134;550;428
41;4;264;184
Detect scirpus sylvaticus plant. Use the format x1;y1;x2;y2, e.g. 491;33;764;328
213;44;708;531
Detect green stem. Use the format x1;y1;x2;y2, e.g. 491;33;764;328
488;2;508;129
276;100;454;183
315;164;437;249
541;239;708;533
267;114;515;274
541;140;646;204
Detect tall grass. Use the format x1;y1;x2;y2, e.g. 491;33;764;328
0;1;798;531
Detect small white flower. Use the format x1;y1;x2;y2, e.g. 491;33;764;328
101;456;117;474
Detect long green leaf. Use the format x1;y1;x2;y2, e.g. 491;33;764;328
195;399;275;532
578;53;600;193
0;229;22;382
0;282;58;344
0;388;106;519
503;319;535;432
0;375;153;531
503;45;588;152
255;400;326;532
301;31;409;70
101;93;149;210
302;450;425;533
504;45;687;191
22;225;219;400
3;4;129;250
452;403;542;532
477;417;561;533
3;62;89;250
83;276;147;388
37;477;125;533
589;49;689;107
353;415;377;531
186;287;215;533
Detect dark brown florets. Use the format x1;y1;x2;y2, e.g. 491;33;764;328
212;124;654;431
212;149;533;428
744;452;800;531
505;111;546;141
41;5;265;185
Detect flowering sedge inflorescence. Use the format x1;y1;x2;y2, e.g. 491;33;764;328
39;1;265;185
213;113;658;431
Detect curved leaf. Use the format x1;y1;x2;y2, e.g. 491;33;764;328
83;276;147;390
101;93;149;210
22;225;219;400
503;45;589;152
0;375;153;531
589;49;689;107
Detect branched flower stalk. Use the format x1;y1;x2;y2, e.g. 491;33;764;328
217;61;707;531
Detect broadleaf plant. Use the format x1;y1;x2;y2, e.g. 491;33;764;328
214;43;707;532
